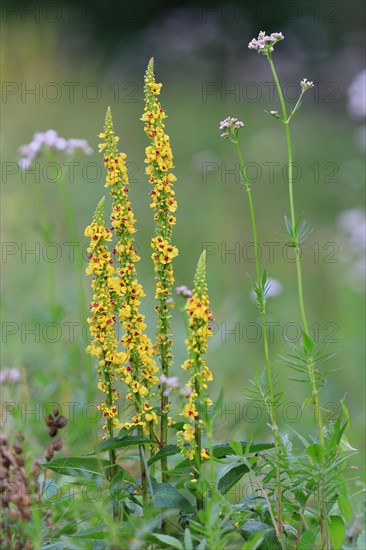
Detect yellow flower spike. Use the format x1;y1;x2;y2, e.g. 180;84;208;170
85;197;120;436
178;250;214;471
97;106;158;434
143;58;179;479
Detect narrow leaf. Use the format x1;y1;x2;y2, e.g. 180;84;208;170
44;457;110;479
153;483;195;514
218;463;249;494
328;515;345;549
150;534;184;550
338;493;353;524
229;440;243;456
147;444;180;466
90;435;154;455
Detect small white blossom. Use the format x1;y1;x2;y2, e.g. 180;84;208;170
300;78;314;92
219;117;244;140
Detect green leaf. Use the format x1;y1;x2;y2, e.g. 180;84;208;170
303;332;314;353
218;463;249;494
150;534;184;550
338;492;352;523
170;422;185;431
229;440;243;456
297;530;316;550
340;399;351;428
306;443;324;465
90;435;154;455
147;444;180;466
241;533;265;550
328;515;345;549
44;457;111;479
240;521;280;549
153;483;195;514
284;215;293;236
184;528;193;550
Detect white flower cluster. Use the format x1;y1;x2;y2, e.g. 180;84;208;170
248;31;284;55
219;116;245;140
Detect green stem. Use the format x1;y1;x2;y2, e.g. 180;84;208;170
138;427;149;510
105;368;119;519
193;353;203;511
159;294;170;485
234;141;283;545
268;55;328;549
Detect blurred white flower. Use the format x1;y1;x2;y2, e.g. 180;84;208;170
347;69;366;119
338;208;366;287
250;277;283;302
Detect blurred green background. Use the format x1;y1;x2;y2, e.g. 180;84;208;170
1;0;365;477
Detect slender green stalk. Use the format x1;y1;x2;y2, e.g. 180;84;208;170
193;354;203;511
138;426;149;510
234;141;283;545
106;377;119;519
267;55;328;549
159;309;170;484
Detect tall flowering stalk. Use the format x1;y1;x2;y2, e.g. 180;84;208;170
178;251;214;510
97;108;160;505
85;196;122;508
220;117;284;546
248;31;328;548
142;59;178;482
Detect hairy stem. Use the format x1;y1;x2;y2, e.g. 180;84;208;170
159;292;170;484
193;353;203;511
105;369;119;519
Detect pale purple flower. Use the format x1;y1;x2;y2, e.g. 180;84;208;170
19;130;93;170
160;374;180;396
0;367;22;385
180;385;192;397
300;78;314;92
176;285;192;298
219;117;244;140
248;31;284;55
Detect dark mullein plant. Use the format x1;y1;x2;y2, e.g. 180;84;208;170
177;250;214;510
98;109;160;507
142;59;179;483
